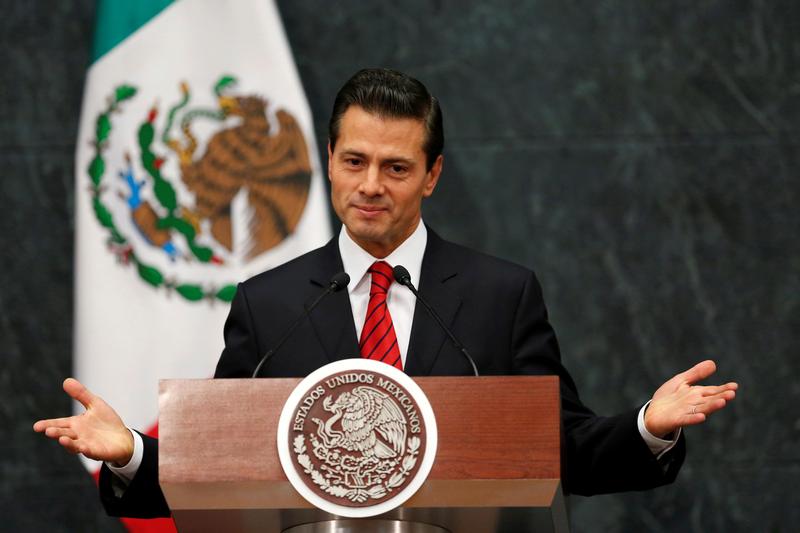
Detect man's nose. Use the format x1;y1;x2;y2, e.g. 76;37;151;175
359;165;383;196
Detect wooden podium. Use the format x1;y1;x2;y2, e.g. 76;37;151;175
158;376;568;532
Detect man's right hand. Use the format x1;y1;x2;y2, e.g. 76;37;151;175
33;378;134;466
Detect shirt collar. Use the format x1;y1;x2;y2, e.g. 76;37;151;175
338;221;428;293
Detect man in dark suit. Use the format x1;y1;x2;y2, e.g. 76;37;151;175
35;68;738;519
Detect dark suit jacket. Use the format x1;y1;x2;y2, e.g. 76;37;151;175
100;228;685;518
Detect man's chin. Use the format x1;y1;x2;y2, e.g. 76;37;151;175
344;222;390;246
346;213;384;230
347;226;385;244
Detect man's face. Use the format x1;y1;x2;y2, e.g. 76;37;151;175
328;106;442;258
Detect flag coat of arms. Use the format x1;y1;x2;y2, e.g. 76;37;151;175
73;1;331;529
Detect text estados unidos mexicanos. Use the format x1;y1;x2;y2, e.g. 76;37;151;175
291;373;421;433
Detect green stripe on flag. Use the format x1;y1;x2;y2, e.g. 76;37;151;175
91;0;174;62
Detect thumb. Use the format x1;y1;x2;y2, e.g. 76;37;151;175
63;378;96;410
680;359;717;385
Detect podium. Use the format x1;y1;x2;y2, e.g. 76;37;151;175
159;376;568;532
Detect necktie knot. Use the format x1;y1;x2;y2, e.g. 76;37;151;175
368;261;394;296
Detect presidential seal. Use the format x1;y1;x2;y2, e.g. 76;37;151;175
277;359;437;518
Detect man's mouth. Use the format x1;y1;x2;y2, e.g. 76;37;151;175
353;204;387;216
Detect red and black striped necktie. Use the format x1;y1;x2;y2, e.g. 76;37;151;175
359;261;402;370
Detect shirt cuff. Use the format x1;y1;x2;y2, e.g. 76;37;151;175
637;400;681;459
105;428;144;485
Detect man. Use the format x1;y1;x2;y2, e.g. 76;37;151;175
35;68;738;518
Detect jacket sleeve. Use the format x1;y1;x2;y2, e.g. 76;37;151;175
98;433;171;518
511;270;686;495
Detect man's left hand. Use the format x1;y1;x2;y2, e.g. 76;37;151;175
645;360;738;439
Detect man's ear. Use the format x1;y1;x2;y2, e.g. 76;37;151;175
327;141;333;182
423;155;443;198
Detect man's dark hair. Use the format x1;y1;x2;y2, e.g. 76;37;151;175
328;68;444;171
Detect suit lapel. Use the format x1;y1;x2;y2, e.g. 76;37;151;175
307;239;360;363
404;230;462;376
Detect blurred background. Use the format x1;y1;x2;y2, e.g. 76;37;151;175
3;0;798;531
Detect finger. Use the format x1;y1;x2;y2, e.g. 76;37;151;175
33;417;77;432
679;412;707;427
44;426;78;440
699;382;738;396
690;388;736;406
57;435;84;454
680;360;717;385
702;388;737;402
687;396;729;418
63;378;96;409
698;397;729;415
58;436;98;459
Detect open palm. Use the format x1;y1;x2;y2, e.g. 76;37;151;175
645;360;738;438
33;378;134;465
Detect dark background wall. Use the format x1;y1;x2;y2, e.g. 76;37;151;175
3;1;798;531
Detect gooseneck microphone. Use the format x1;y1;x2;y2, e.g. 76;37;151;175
251;271;350;378
392;265;479;377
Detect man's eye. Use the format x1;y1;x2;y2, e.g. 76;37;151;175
345;158;362;167
390;165;407;174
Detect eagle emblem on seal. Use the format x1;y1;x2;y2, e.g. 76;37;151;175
313;387;407;460
293;386;421;504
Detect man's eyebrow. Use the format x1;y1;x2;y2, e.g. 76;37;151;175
337;150;416;166
338;149;366;158
382;157;415;166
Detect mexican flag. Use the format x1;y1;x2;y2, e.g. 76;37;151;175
73;1;331;530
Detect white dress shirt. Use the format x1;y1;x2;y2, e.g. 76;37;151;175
107;219;676;484
338;220;427;368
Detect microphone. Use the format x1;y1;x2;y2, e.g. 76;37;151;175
392;265;479;376
251;271;350;378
